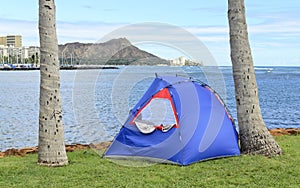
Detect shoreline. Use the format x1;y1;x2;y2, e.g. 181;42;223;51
0;128;299;158
0;142;112;158
0;66;119;71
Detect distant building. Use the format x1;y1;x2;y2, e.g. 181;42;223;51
0;35;22;47
170;56;203;66
170;56;186;66
0;37;6;46
0;45;39;65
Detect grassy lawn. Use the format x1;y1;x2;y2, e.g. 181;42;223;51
0;136;299;187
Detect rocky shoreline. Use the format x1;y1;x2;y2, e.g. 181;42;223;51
0;128;299;158
0;66;119;71
268;128;300;136
0;142;111;158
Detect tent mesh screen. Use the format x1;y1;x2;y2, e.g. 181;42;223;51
135;98;177;127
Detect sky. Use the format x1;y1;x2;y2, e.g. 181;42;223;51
0;0;299;66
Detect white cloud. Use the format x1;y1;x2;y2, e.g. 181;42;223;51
1;17;299;66
249;20;300;34
186;26;228;35
0;18;38;45
56;21;125;44
3;17;299;46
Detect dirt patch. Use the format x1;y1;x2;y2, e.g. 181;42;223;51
1;128;299;158
269;128;300;136
0;142;111;158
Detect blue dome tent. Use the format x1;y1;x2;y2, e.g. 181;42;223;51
104;75;240;165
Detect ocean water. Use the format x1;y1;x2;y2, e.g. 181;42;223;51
0;66;299;151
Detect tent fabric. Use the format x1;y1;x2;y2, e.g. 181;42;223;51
104;75;240;165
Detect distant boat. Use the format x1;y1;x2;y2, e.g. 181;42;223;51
255;67;273;73
4;64;16;69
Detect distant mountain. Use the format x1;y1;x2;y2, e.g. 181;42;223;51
58;38;169;65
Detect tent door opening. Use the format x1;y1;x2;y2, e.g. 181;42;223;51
132;88;179;134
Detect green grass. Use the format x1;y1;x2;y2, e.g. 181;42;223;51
0;136;299;187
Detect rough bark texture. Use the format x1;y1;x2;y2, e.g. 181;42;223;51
228;0;282;156
38;0;68;166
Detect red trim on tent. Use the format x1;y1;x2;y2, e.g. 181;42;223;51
154;124;177;131
131;88;180;128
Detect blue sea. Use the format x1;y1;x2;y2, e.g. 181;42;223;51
0;66;299;151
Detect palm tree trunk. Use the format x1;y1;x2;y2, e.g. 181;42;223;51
228;0;282;156
38;0;68;166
